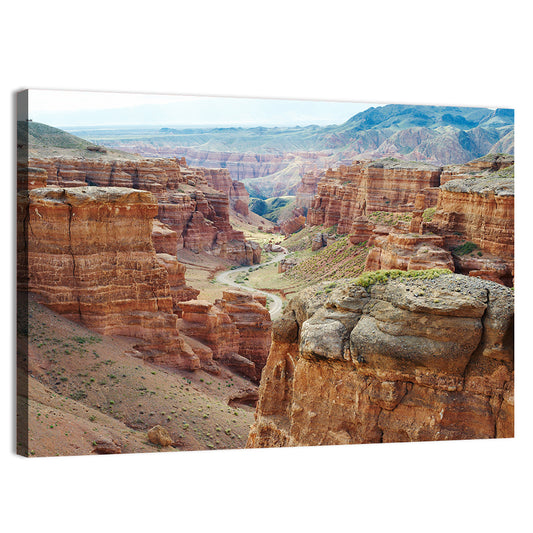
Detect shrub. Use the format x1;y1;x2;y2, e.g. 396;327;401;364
422;207;436;223
354;268;452;288
70;390;87;401
453;241;477;256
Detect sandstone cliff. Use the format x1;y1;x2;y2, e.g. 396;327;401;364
308;156;514;286
428;167;514;285
177;290;272;381
28;156;259;265
307;159;442;233
20;186;199;369
247;273;513;447
295;169;324;209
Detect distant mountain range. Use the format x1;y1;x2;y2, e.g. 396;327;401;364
70;104;514;167
22;104;514;199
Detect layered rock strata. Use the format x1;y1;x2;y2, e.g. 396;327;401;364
177;300;248;376
307;159;441;233
156;253;200;312
312;156;514;286
151;220;179;256
428;171;514;284
295;169;324;209
364;231;455;272
220;290;272;382
27;156;259;265
201;168;250;215
20;186;199;369
247;274;514;447
177;291;271;381
280;213;306;236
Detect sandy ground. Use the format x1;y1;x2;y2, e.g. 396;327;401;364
19;294;256;457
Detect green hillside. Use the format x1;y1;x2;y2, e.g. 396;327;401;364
18;121;139;160
249;196;296;223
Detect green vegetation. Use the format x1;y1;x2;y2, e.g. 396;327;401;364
453;241;477;256
422;207;436;223
368;211;412;226
249;195;297;223
282;225;337;252
354;268;452;288
285;236;369;284
20;121;92;150
494;164;514;179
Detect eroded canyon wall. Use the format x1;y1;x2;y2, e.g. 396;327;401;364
307;159;442;234
247;274;513;448
19;186;200;369
27;156;259;265
177;290;272;382
305;156;514;286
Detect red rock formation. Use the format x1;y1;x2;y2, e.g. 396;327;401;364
280;214;306;236
409;192;427;233
349;216;375;244
364;231;455;272
430;178;514;260
151;220;179;256
220;290;272;382
132;147;291;181
295;169;324;209
202;168;250;216
231;182;250;216
20;186;199;369
18;165;48;190
156;253;199;311
315;156;514;287
308;159;441;233
248;274;513;448
428;173;514;284
311;233;328;251
183;211;218;253
177;290;272;381
28;157;260;265
177;300;246;375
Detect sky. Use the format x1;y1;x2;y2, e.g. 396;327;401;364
27;89;378;128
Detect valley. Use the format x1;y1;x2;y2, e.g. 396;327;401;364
17;102;514;456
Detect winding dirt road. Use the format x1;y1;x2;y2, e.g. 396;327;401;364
215;247;288;319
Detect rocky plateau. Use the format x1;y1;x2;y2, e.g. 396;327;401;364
248;273;514;447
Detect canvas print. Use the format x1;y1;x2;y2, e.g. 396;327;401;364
17;90;514;457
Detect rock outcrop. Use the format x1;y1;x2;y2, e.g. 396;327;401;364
280;213;306;236
202;168;250;216
248;273;513;448
307;159;442;233
178;299;244;375
177;290;272;381
20;186;199;369
428;171;514;284
310;156;514;286
28;156;259;265
221;290;272;382
295;169;324;209
156;253;200;311
151;220;179;256
364;231;455;272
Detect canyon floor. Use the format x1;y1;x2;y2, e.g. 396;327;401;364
20;293;259;457
19;217;369;457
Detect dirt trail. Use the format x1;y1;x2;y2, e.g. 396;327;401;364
215;248;287;319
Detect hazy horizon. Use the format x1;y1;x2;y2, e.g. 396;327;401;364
26;89;379;129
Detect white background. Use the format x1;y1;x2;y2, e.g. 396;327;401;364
2;2;531;531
